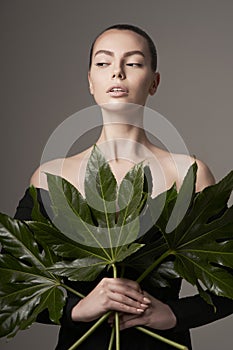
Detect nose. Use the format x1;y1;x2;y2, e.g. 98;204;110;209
112;63;125;80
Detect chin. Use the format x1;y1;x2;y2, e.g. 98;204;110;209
99;101;144;113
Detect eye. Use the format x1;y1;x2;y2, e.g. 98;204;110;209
126;63;143;67
95;62;110;67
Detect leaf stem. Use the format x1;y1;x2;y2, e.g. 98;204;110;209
135;251;189;350
136;327;188;350
112;264;120;350
108;326;115;350
67;311;111;350
112;263;117;279
136;250;172;283
115;311;120;350
60;283;85;299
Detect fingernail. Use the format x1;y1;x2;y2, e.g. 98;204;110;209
140;303;149;308
137;308;144;312
143;297;151;303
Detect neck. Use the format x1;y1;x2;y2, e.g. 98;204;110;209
96;103;152;163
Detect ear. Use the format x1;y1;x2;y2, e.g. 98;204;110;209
149;72;160;96
88;72;94;95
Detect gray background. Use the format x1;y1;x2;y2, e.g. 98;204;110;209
0;0;233;349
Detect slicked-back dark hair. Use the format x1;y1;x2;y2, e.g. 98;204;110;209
88;24;158;71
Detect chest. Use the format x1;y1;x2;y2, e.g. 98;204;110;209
67;158;183;198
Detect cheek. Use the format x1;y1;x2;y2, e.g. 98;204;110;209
91;79;107;103
135;77;152;96
91;75;106;92
90;80;101;96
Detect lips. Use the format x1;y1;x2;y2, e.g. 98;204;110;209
107;85;128;97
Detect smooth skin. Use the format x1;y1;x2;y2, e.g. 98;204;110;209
30;29;215;331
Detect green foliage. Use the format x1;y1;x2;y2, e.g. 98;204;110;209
166;169;233;303
129;164;233;305
0;213;65;338
1;144;233;349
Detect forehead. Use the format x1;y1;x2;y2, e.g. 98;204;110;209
93;29;150;56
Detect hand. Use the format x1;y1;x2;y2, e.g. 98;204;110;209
71;278;151;322
109;291;177;331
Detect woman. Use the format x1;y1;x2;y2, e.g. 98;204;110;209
15;24;233;349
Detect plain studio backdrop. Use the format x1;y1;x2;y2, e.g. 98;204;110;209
0;0;233;349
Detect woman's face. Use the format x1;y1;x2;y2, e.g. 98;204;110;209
88;29;160;107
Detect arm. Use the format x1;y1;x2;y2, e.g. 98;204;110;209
167;292;233;332
117;290;233;332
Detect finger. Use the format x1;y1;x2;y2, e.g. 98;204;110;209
108;290;149;311
108;283;151;305
109;278;142;293
107;299;146;315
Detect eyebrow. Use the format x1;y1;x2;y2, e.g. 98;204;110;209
94;50;145;58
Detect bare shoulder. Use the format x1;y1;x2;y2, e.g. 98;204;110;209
30;158;67;190
30;148;92;191
194;157;215;191
142;145;215;194
172;153;215;192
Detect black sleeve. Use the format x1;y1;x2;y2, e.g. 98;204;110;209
13;188;82;326
167;289;233;332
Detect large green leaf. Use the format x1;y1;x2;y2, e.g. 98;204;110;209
32;216;144;281
0;213;55;269
0;215;66;338
42;146;146;281
28;147;145;276
47;242;144;282
172;205;233;299
47;257;107;281
156;169;233;302
126;167;233;297
0;255;65;337
28;221;110;261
